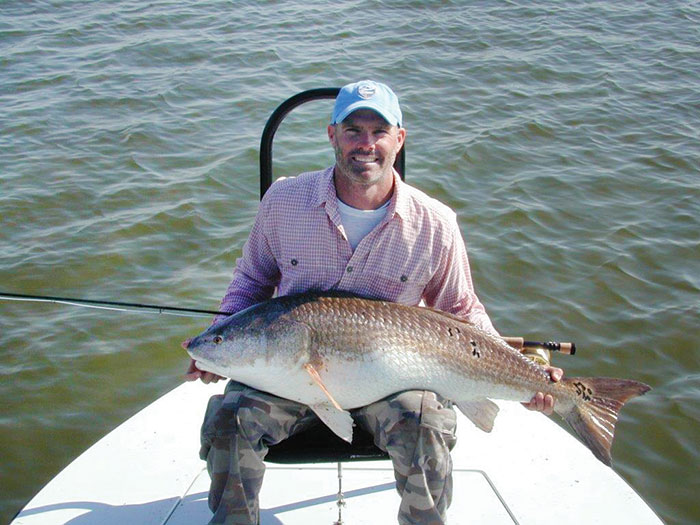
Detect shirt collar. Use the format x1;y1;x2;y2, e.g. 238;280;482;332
313;166;337;209
390;169;409;220
314;166;409;220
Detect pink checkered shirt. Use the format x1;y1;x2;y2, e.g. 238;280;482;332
217;166;497;335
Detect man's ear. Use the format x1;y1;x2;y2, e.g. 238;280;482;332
396;127;406;151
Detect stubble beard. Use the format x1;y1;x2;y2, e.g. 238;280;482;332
333;144;396;188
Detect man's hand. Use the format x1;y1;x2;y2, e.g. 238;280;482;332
522;366;564;416
184;357;224;384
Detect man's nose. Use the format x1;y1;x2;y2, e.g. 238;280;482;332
356;131;375;148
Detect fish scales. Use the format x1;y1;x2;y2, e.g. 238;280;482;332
290;295;550;402
185;292;650;465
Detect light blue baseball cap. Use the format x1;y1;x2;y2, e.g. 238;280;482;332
331;80;402;127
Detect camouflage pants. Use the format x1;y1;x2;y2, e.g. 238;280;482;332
200;380;457;525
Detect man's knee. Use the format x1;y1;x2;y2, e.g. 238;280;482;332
372;391;455;434
199;385;267;459
417;392;457;443
357;391;456;456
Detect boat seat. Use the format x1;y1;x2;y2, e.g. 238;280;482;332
265;421;389;464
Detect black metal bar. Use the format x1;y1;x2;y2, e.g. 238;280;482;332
259;87;405;199
260;88;339;199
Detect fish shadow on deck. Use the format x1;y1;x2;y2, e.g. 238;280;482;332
13;482;396;524
12;495;206;525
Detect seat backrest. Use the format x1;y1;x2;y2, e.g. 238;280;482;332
265;421;388;464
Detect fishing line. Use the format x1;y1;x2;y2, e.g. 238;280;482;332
0;291;226;319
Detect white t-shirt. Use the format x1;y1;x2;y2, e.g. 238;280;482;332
336;198;390;250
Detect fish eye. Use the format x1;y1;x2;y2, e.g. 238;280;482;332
213;335;223;344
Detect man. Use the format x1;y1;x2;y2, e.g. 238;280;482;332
186;80;562;524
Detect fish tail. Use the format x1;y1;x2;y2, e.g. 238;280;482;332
558;377;651;466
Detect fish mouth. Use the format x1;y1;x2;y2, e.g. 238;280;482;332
181;338;192;350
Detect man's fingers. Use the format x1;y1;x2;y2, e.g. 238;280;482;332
184;370;202;382
522;392;555;415
538;392;546;411
184;358;222;384
548;366;564;382
201;372;219;384
542;393;555;415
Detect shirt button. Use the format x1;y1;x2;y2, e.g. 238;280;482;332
291;259;298;266
346;266;353;273
400;275;408;282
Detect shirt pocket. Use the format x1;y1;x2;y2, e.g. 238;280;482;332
363;262;432;305
277;248;344;294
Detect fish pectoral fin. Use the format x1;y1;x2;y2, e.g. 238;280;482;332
455;398;500;432
309;403;354;443
302;364;353;442
303;363;342;410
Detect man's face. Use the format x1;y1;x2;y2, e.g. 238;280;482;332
328;109;406;187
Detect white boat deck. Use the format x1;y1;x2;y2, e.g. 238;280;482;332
11;381;661;524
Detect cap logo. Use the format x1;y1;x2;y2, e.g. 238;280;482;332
357;83;376;99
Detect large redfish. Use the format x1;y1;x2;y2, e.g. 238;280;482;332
184;293;650;465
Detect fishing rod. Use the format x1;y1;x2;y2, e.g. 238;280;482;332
0;291;224;318
0;291;576;355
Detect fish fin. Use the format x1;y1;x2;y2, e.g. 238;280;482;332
558;377;651;466
455;398;500;432
303;363;343;410
302;364;354;442
309;403;354;443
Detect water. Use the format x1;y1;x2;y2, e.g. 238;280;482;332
1;1;698;522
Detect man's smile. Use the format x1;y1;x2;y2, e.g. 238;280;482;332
351;153;380;164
